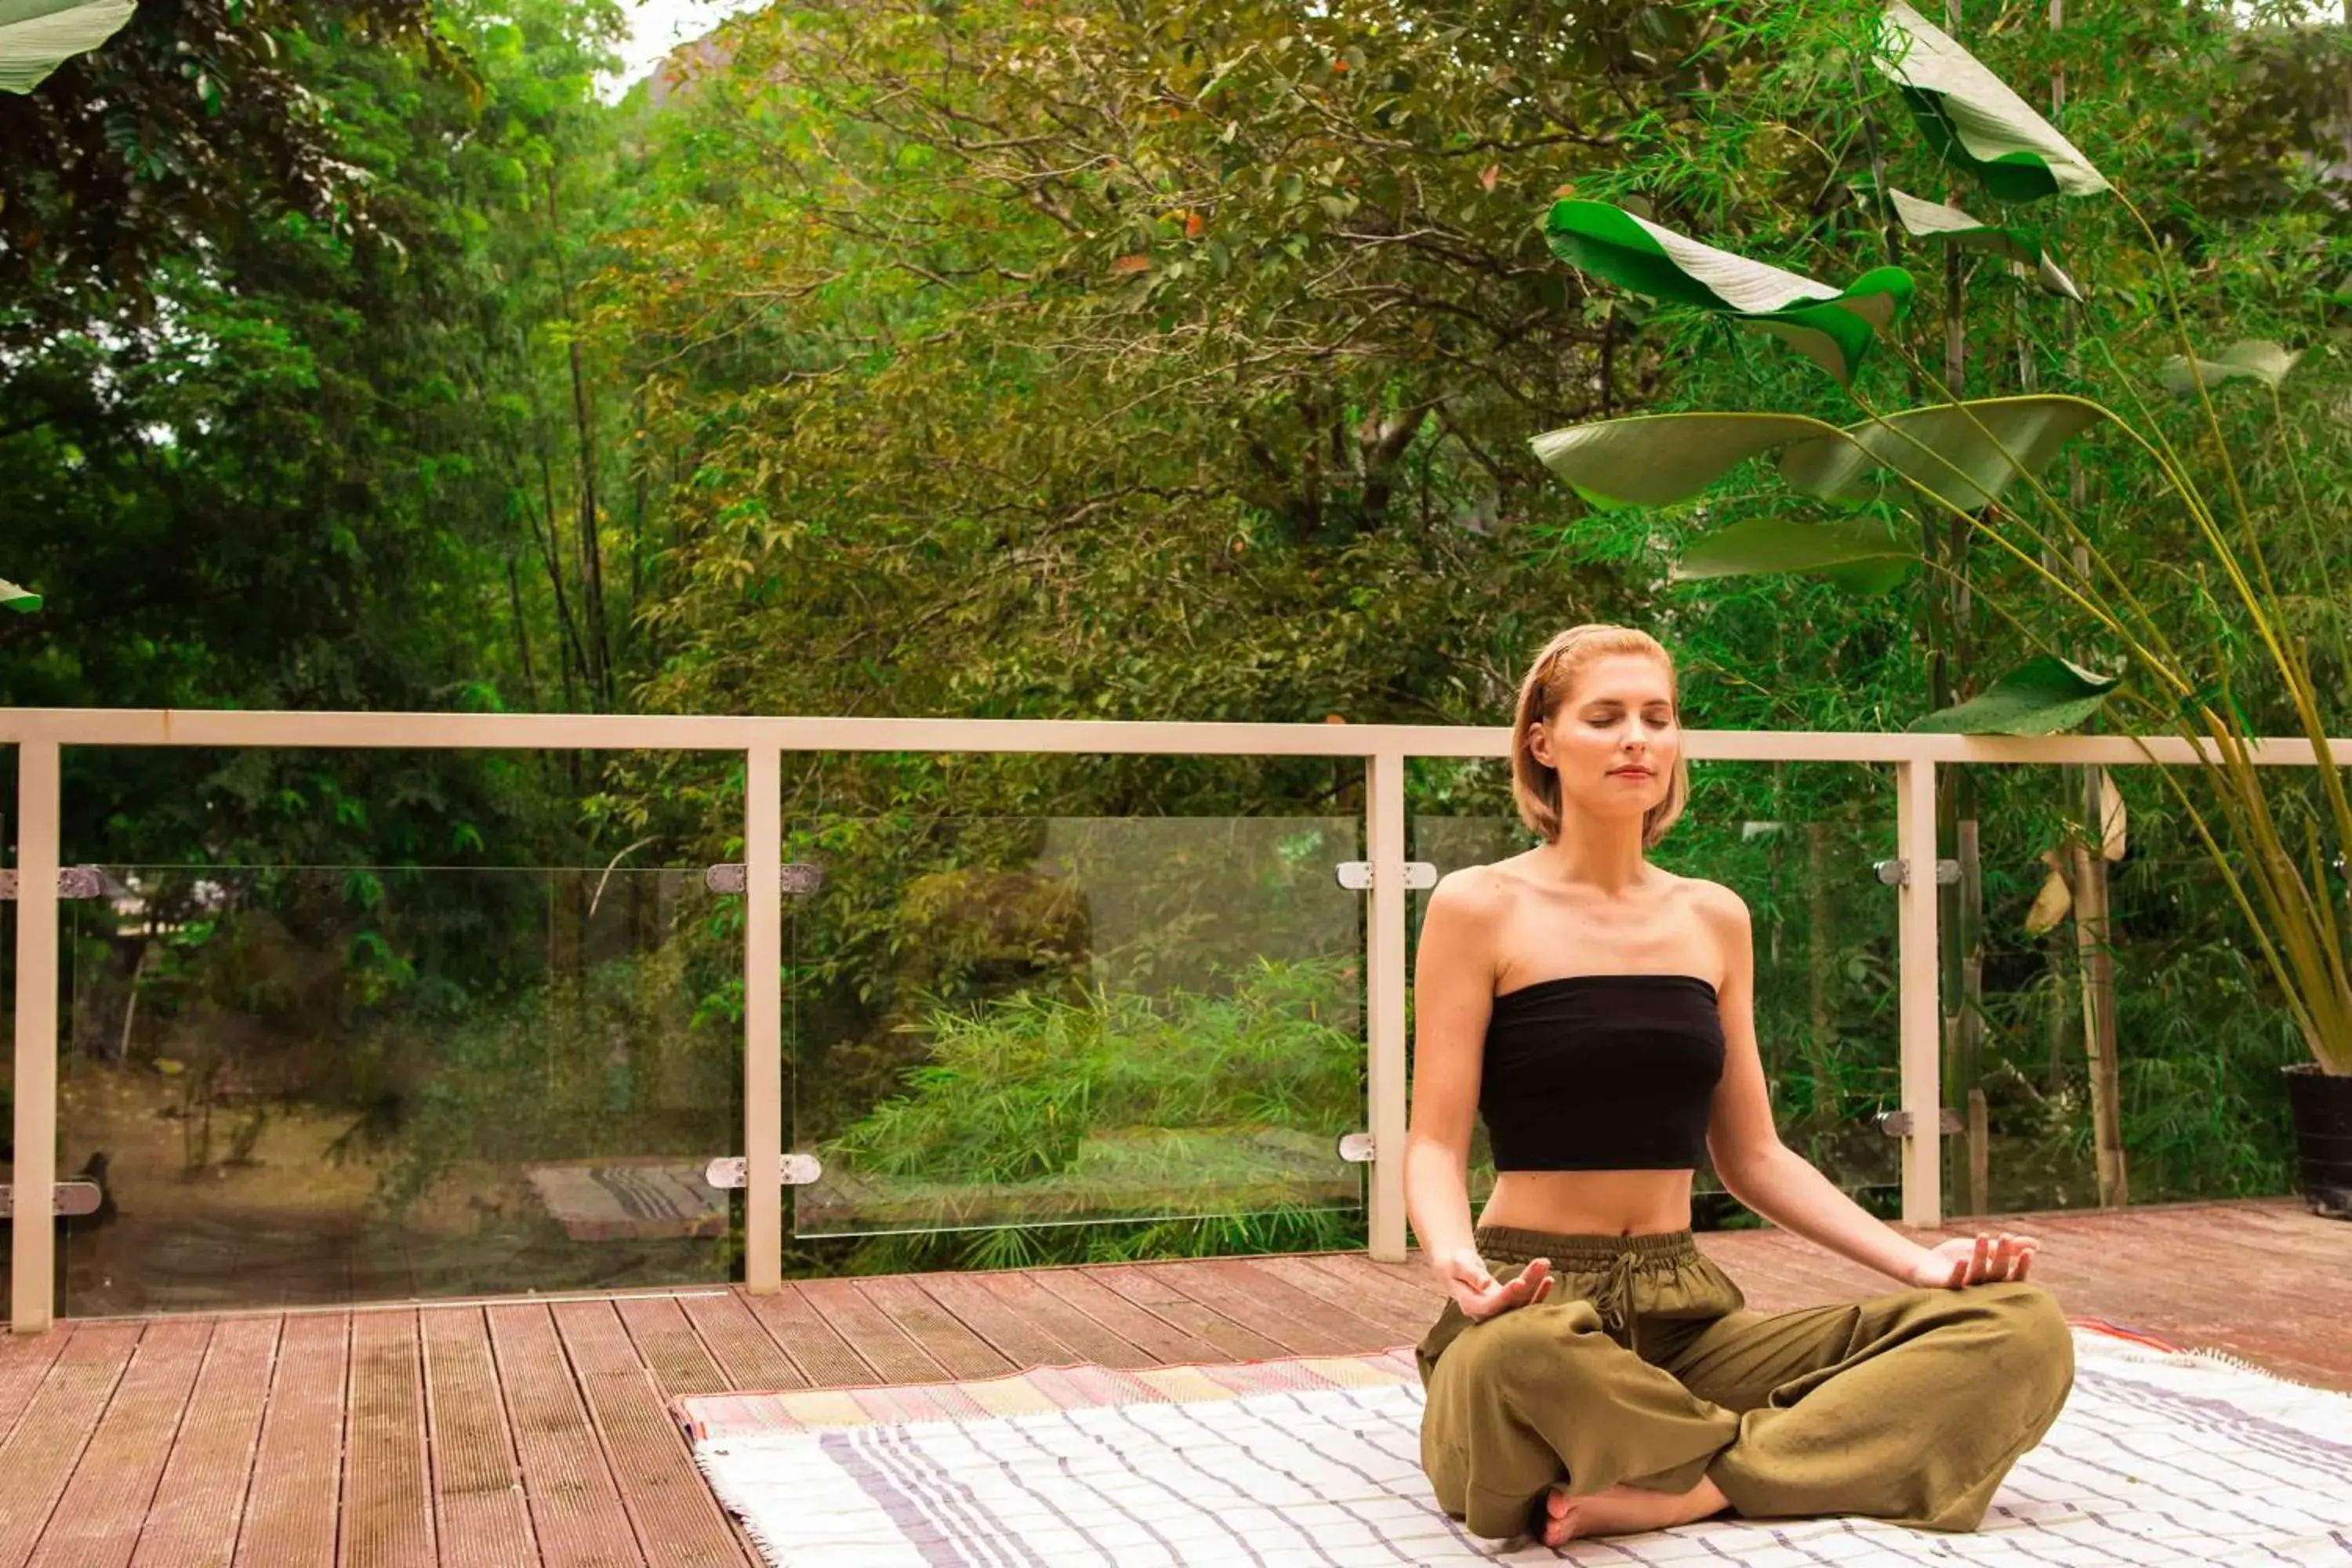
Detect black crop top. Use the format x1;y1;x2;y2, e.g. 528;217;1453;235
1479;974;1725;1171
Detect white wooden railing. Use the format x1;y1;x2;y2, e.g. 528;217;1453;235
4;708;2343;1333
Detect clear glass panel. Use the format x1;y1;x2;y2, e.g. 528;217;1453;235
58;865;739;1315
789;816;1364;1239
1409;764;1904;1227
1953;764;2309;1215
1;856;14;1323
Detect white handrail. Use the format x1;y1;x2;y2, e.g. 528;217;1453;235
1;707;2346;764
6;711;2343;1328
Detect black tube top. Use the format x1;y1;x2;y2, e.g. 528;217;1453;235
1479;974;1725;1171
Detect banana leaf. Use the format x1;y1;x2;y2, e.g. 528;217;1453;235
1542;200;1912;384
0;0;136;94
1673;515;1915;593
1887;189;2082;302
1;575;39;612
1531;395;2106;516
1778;395;2107;512
2159;339;2302;397
1910;655;2121;734
1877;2;2110;201
1530;414;1831;510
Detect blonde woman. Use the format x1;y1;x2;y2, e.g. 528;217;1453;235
1407;624;2071;1548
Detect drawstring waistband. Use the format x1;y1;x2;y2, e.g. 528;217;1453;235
1472;1228;1704;1359
1473;1226;1700;1266
1598;1249;1643;1356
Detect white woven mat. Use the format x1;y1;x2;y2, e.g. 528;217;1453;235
690;1327;2352;1566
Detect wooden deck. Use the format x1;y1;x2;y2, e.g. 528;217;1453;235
0;1197;2342;1566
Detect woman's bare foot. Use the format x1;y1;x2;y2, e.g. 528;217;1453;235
1536;1477;1729;1547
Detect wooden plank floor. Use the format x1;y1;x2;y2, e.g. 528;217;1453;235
0;1197;2341;1566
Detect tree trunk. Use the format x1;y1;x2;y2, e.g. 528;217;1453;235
2070;826;2128;1205
1805;818;1843;1129
2051;0;2128;1209
505;556;542;712
546;162;613;707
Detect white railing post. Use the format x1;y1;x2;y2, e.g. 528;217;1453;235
1895;758;1944;1229
1365;747;1410;1262
744;746;783;1294
12;740;60;1332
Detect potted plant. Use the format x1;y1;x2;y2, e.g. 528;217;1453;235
1524;3;2350;1214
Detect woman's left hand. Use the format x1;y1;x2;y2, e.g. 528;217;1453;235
1907;1232;2038;1289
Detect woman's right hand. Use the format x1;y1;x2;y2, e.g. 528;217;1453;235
1439;1248;1554;1321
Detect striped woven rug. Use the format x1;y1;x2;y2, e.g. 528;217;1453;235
678;1322;2352;1566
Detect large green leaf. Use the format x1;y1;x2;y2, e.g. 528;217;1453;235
2158;339;2302;397
1877;2;2110;201
1778;394;2107;512
2;576;41;612
1530;413;1835;510
1541;200;1913;384
0;0;136;95
1887;189;2082;302
1532;395;2107;516
1674;515;1916;593
1910;655;2121;735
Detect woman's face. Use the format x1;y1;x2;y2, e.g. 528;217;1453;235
1527;652;1679;831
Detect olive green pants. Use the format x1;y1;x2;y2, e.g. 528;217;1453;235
1417;1228;2074;1540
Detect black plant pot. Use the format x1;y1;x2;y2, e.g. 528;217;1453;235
2284;1063;2352;1220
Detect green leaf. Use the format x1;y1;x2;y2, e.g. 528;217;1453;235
1886;189;2082;302
1878;2;2110;201
1;575;40;613
2158;339;2302;397
1531;413;1836;509
1531;395;2107;516
1541;200;1913;383
0;0;136;95
1673;516;1916;593
1909;656;2121;735
1778;394;2108;513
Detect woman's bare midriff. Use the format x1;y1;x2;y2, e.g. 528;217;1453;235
1478;1168;1697;1237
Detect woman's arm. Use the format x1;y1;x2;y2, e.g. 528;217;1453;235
1406;869;1554;1316
1699;884;2038;1288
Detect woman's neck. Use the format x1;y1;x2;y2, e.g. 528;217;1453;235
1535;813;1652;895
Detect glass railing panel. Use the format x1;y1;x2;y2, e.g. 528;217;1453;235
789;815;1365;1243
1948;763;2313;1217
1409;762;1904;1225
2;871;14;1323
58;865;739;1315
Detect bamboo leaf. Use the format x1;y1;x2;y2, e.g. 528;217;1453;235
0;0;136;95
1877;2;2111;201
2158;339;2303;396
1672;515;1915;593
1530;412;1837;509
1910;655;2122;735
1;575;40;612
1541;200;1913;383
1886;189;2082;301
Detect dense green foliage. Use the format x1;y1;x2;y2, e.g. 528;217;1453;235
2;0;2346;1303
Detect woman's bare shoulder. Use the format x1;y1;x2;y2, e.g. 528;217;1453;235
1428;853;1540;916
1664;873;1751;927
1657;873;1751;983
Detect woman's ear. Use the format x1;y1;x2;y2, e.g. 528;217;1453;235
1523;721;1555;770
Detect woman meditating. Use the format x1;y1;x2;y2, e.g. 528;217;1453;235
1408;624;2074;1548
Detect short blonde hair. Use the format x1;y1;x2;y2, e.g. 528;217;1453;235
1510;624;1690;848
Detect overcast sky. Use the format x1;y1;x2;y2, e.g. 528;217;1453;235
603;0;761;100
